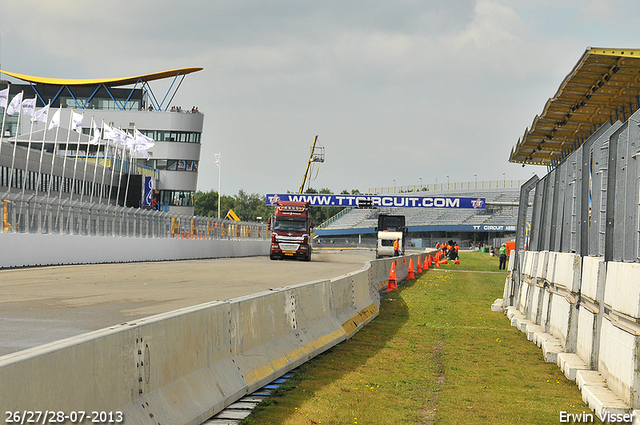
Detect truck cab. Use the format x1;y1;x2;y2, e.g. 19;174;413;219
269;201;313;261
375;214;406;259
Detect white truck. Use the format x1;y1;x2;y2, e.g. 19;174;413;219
375;214;406;258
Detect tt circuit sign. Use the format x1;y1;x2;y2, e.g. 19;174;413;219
266;194;485;209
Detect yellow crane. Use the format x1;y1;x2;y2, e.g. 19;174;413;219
299;135;325;194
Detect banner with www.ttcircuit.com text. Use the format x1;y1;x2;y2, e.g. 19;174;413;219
265;194;485;209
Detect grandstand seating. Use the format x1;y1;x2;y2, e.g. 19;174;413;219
318;188;523;230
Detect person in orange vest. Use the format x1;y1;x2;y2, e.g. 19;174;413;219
436;242;440;249
393;238;400;257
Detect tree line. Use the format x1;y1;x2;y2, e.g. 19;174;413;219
194;188;361;226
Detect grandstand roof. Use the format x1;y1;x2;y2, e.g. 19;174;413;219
510;47;640;167
0;68;203;87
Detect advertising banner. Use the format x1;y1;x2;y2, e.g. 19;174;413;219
143;176;154;206
266;193;485;209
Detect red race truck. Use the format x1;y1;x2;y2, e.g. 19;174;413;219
269;201;313;261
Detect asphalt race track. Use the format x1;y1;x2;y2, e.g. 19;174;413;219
0;250;373;356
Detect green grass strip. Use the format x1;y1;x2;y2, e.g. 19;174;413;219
242;251;601;425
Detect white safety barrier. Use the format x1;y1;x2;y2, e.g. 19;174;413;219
0;252;428;425
0;233;269;268
503;251;640;419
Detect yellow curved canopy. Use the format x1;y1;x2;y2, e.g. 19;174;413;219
0;67;203;87
510;47;640;166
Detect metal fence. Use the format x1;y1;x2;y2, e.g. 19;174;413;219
367;179;526;195
507;110;640;305
1;196;269;240
523;112;640;262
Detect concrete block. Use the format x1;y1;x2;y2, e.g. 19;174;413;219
540;289;552;331
552;253;582;293
557;353;589;381
576;369;606;391
491;298;504;313
576;306;596;369
605;262;640;319
528;285;543;323
525;323;544;341
581;385;631;420
544;251;556;283
548;292;577;352
505;306;520;321
536;251;549;280
542;339;564;363
522;251;536;277
581;256;605;302
510;310;525;328
517;279;529;314
533;331;551;348
517;318;533;333
598;317;640;407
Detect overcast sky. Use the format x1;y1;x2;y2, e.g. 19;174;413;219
1;0;639;196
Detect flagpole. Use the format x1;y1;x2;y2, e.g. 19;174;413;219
80;116;94;203
217;152;221;219
114;127;129;208
123;134;134;209
0;83;9;153
46;108;61;231
5;91;24;198
89;117;101;204
99;120;110;205
70;112;83;202
17;105;36;225
32;103;51;230
55;110;75;231
106;139;117;206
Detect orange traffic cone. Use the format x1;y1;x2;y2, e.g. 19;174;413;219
387;262;397;290
417;256;423;273
441;259;448;264
408;258;415;279
435;257;440;267
424;257;429;271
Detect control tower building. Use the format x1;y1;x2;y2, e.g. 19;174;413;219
0;68;204;215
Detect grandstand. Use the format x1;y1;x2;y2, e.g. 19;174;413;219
314;187;531;248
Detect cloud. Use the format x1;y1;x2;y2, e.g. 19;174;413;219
3;1;638;195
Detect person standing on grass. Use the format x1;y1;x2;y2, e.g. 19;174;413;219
499;243;507;270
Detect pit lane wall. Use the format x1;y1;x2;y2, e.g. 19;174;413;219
0;253;425;425
503;251;640;417
0;233;269;268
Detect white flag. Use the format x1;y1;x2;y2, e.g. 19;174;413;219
0;88;9;109
7;92;23;115
48;108;61;130
215;153;221;166
72;111;83;133
102;123;118;140
134;129;155;148
90;121;101;145
32;103;50;123
21;97;37;117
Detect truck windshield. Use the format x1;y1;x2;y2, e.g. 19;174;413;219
274;219;307;232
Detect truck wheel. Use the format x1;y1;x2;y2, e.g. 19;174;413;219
270;254;277;260
304;251;312;262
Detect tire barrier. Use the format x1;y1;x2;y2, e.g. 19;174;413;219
0;252;426;425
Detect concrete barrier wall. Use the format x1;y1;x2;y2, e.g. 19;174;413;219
0;251;428;424
0;232;269;268
505;251;640;413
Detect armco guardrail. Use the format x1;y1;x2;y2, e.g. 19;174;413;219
0;252;428;425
